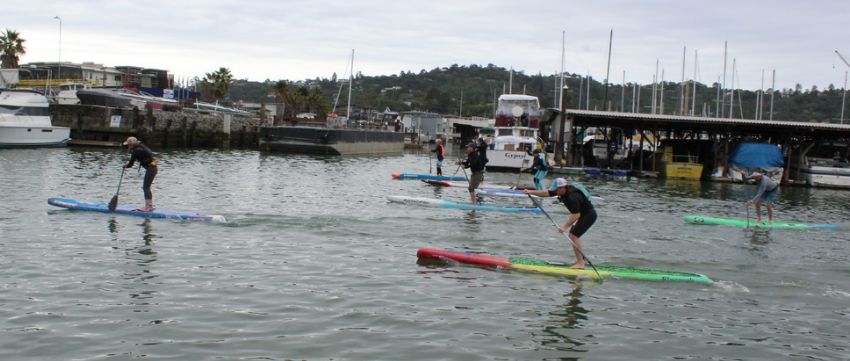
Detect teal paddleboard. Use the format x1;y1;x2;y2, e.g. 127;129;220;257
683;215;836;229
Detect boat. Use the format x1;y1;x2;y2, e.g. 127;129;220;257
714;142;784;182
789;140;850;189
417;248;713;284
53;82;91;105
76;88;144;108
0;89;71;147
485;94;548;170
189;101;253;117
391;172;466;181
682;215;836;229
655;140;704;180
387;195;541;213
48;198;226;222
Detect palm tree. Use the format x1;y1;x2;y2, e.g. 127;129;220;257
202;67;233;103
0;29;26;69
271;80;292;123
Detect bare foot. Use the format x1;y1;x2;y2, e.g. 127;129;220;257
570;261;586;269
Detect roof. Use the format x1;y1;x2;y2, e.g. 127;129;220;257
566;109;850;139
498;94;539;101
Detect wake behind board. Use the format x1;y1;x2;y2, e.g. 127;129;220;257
683;215;836;229
392;172;465;181
48;198;226;222
417;248;713;284
387;195;540;213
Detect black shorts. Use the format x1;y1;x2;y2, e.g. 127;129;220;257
570;209;597;238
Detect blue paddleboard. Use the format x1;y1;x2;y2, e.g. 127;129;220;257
47;198;226;222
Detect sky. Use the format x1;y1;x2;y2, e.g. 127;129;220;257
6;0;850;91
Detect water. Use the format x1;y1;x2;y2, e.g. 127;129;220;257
1;147;848;361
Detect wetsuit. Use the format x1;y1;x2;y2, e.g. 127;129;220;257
125;144;158;201
549;186;597;237
431;143;445;175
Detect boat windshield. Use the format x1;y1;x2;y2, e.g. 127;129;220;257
495;95;541;127
0;105;49;116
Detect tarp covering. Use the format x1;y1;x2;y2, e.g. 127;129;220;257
729;143;784;168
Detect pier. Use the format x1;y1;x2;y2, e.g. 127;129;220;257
556;109;850;185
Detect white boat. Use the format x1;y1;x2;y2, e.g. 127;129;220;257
0;89;71;147
790;140;850;188
485;94;546;170
54;82;90;105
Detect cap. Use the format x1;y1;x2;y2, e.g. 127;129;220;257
122;136;139;146
750;172;763;177
532;148;541;154
548;177;570;192
465;142;475;148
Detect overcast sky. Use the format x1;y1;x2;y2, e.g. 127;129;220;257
6;0;850;91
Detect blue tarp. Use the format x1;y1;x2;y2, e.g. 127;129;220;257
729;143;784;168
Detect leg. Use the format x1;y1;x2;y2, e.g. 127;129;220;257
766;203;774;223
141;166;157;211
754;200;763;223
568;233;585;268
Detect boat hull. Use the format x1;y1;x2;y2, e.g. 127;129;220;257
0;126;70;147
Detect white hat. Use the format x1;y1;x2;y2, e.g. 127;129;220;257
548;178;569;191
122;136;139;146
751;172;763;177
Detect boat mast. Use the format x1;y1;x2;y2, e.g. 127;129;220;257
603;29;613;110
680;45;686;115
347;49;354;122
559;30;565;109
720;41;727;118
769;69;775;120
691;49;698;116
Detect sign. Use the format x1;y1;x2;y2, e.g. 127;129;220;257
110;115;122;128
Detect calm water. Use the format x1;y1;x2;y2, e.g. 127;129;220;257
1;146;848;361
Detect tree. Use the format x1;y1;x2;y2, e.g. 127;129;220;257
202;67;234;103
0;29;26;68
271;80;292;122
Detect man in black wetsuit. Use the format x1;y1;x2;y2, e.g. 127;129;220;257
458;141;487;204
524;178;597;268
123;136;158;212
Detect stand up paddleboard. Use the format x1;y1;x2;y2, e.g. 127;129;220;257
420;179;519;189
387;195;541;213
392;173;466;181
683;215;836;229
48;198;226;222
417;248;713;284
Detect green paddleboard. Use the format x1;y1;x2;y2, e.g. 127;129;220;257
683;215;836;230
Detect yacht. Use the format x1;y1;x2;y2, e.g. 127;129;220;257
485;94;546;170
790;140;850;189
0;89;71;147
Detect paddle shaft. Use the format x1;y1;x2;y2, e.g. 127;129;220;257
108;167;126;211
527;194;602;282
428;147;432;174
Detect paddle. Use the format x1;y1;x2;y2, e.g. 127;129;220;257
108;167;126;212
745;203;750;228
428;146;433;174
527;194;603;282
514;158;529;189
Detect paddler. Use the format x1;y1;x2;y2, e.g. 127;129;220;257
123;136;158;212
524;178;597;269
740;170;777;223
457;141;487;204
529;148;549;190
430;138;445;176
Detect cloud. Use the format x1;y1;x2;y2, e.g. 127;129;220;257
8;0;850;90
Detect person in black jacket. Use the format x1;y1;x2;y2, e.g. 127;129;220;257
123;136;158;212
524;178;596;269
458;141;486;204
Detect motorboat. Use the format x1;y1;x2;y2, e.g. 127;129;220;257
790;140;850;188
485;94;546;170
0;89;70;147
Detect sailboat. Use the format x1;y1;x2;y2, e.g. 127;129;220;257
328;49;354;128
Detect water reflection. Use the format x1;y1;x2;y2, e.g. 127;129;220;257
536;282;589;355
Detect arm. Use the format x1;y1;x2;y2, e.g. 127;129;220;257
559;212;581;233
524;189;550;197
125;150;137;168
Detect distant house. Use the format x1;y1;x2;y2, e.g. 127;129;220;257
401;111;445;143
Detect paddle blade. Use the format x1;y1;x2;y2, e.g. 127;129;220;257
108;195;118;211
